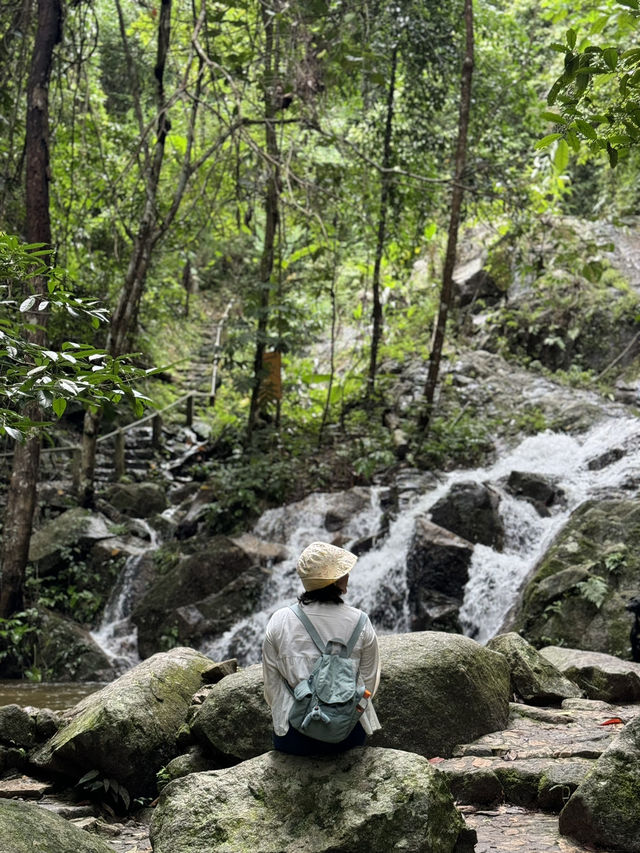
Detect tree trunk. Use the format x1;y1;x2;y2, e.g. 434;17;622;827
247;1;280;439
367;45;397;398
79;0;173;506
0;0;62;619
418;0;474;433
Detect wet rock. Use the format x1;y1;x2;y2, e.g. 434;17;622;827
505;471;565;516
131;537;252;659
486;632;582;705
0;798;113;853
174;565;268;646
323;487;373;532
230;532;288;565
513;499;640;658
33;647;213;799
35;610;115;682
104;482;167;518
540;647;640;702
559;714;640;852
151;748;470;853
406;518;473;631
430;481;504;550
587;446;625;471
160;745;220;789
454;256;504;308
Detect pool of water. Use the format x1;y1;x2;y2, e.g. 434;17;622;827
0;680;105;711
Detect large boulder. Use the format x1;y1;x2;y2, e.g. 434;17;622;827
0;799;114;853
33;647;214;798
429;481;504;550
559;715;640;852
28;508;112;574
150;748;473;853
191;632;511;762
512;499;640;658
131;537;253;658
191;665;271;760
486;632;582;704
539;647;640;702
406;517;473;632
371;633;510;756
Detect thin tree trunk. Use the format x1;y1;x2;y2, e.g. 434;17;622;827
79;0;173;506
0;0;62;619
418;0;474;433
247;1;280;439
367;44;397;398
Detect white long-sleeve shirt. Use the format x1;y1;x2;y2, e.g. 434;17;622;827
262;601;382;737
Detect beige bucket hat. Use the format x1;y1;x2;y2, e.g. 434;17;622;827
296;541;358;591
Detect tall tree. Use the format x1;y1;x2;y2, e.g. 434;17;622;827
419;0;474;433
247;0;282;439
0;0;62;618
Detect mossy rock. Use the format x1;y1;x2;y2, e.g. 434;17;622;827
0;798;113;853
513;500;640;658
559;715;640;852
33;647;213;798
151;748;470;853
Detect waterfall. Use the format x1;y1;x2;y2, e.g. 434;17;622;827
90;519;159;672
200;414;640;665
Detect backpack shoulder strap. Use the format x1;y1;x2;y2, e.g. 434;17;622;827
289;604;326;654
345;610;367;657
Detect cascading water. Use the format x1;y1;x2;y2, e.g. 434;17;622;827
200;414;640;665
91;519;159;672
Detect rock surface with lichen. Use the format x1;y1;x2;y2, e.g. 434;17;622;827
150;747;474;853
32;647;214;798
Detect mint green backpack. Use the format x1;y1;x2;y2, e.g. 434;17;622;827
287;603;367;743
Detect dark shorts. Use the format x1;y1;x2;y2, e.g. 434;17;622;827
273;722;367;756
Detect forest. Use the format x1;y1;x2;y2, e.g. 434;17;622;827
2;1;640;850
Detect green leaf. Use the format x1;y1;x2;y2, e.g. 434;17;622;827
19;296;36;313
566;28;577;49
52;398;67;418
4;426;23;442
566;128;580;152
603;48;619;71
541;111;565;123
553;138;570;172
607;141;619;168
535;132;562;150
574;118;598;140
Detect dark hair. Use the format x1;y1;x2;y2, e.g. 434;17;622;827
298;583;344;606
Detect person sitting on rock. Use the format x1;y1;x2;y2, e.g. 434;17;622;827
262;541;381;756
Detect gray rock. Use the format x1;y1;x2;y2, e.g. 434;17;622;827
132;537;253;658
230;532;288;565
0;798;113;853
0;705;36;748
371;633;511;757
190;665;271;760
540;647;640;702
35;609;116;682
486;632;582;704
33;647;213;798
191;632;511;763
28;508;112;574
513;499;640;658
559;714;640;852
150;748;471;853
430;480;505;550
323;486;373;532
505;470;565;516
406;517;473;632
105;482;167;518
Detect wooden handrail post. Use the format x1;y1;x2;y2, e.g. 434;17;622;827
152;413;163;448
114;430;125;480
186;393;194;427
